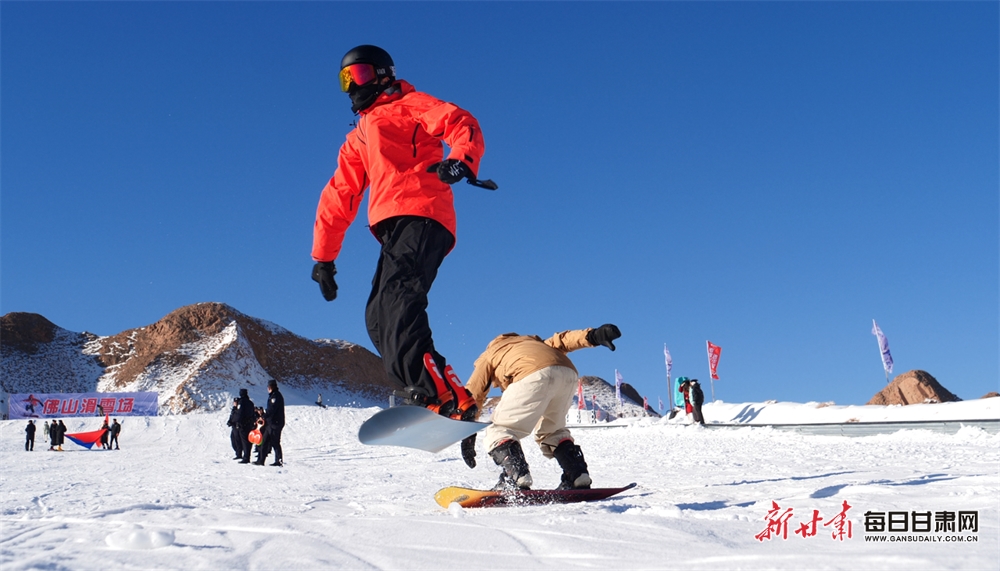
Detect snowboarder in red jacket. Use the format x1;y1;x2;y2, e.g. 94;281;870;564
311;45;485;420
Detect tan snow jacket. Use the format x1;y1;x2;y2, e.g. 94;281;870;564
465;329;595;412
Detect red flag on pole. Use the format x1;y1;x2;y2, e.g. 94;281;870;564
707;341;722;380
577;378;585;410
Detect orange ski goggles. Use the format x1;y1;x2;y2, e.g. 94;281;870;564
339;63;377;92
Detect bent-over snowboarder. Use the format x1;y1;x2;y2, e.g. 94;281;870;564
461;324;622;491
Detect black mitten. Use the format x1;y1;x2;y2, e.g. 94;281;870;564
587;324;621;351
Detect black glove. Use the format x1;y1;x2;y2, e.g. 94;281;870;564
311;261;338;301
460;404;479;422
427;159;472;184
461;434;476;469
587;323;621;351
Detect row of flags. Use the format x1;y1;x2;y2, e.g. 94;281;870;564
594;321;896;413
614;341;724;412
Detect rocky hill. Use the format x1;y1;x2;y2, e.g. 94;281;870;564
2;303;393;414
867;370;960;405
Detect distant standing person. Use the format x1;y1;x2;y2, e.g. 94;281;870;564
237;389;256;464
43;421;51;449
25;420;36;451
56;420;66;451
679;379;705;425
110;419;122;450
255;380;285;467
48;420;58;450
688;379;705;424
100;418;110;449
227;398;242;459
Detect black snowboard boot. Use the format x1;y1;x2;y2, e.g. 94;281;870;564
489;440;533;491
553;440;592;490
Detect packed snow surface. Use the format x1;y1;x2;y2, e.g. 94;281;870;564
1;400;997;570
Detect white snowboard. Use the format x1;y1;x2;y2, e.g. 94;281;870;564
357;406;489;453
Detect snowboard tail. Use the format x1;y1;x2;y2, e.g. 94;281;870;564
358;405;489;453
435;483;637;508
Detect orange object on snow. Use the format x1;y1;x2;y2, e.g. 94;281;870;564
248;429;262;445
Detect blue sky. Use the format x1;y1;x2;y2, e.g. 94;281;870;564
2;2;997;407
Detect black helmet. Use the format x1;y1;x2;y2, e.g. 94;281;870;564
339;45;395;91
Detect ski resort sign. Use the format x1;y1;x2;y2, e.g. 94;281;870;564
9;392;158;419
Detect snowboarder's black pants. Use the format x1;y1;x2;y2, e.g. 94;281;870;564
26;435;34;451
366;216;454;399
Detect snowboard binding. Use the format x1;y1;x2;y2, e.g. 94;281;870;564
420;353;478;421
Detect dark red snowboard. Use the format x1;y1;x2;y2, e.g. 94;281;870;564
435;483;637;508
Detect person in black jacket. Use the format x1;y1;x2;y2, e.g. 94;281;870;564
682;379;706;425
110;419;121;450
237;388;256;463
48;420;58;450
57;420;66;451
25;421;36;451
226;398;242;459
100;419;110;449
255;379;285;467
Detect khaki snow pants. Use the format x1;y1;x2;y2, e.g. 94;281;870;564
485;365;577;458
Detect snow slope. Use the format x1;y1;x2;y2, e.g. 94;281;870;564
1;401;997;570
668;398;1000;425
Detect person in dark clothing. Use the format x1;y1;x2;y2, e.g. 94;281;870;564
689;380;705;424
227;398;242;459
237;388;256;463
255;379;285;467
100;419;110;449
48;420;58;450
25;421;36;451
110;419;121;450
679;379;706;425
57;420;66;451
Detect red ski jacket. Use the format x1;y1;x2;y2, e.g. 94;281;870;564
312;80;485;262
